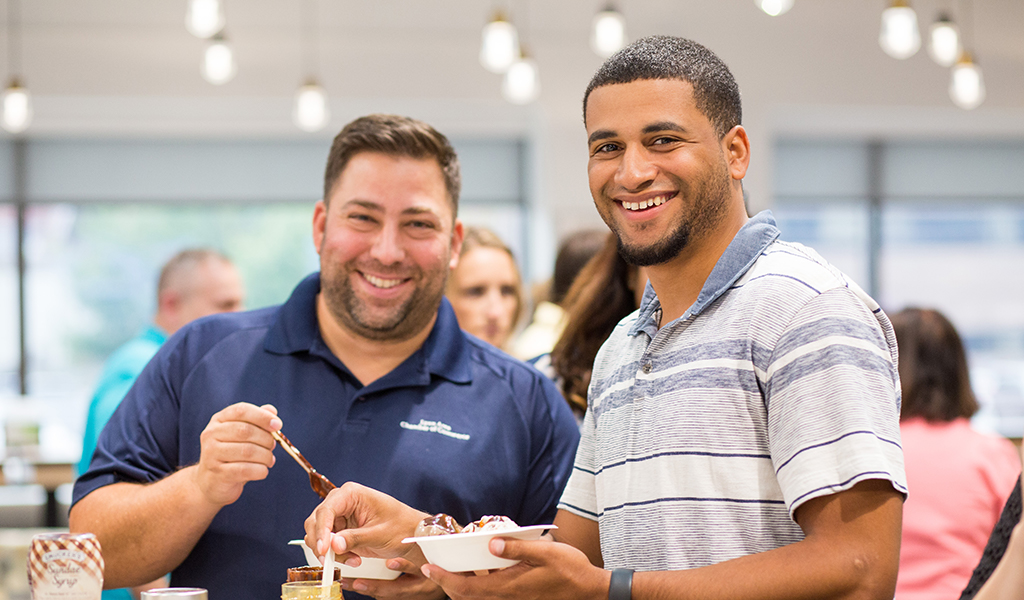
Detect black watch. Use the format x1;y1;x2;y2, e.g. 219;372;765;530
608;568;634;600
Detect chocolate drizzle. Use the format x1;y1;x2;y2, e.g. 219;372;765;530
272;429;337;499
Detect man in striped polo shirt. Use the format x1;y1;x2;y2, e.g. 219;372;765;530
308;36;907;600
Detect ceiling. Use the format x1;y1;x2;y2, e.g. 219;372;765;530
5;0;1024;139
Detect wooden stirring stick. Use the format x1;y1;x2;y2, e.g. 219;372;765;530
271;429;337;499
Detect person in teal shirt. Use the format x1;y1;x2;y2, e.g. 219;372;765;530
77;248;244;600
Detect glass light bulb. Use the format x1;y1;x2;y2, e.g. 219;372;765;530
928;19;960;67
293;83;329;132
502;57;539;105
756;0;794;17
1;85;32;133
591;9;626;58
950;58;985;110
185;0;225;39
479;18;519;74
202;39;236;85
879;3;921;59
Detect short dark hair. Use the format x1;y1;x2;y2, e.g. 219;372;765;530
323;114;461;212
583;35;742;139
891;307;979;422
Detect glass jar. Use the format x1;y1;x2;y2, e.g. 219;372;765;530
281;580;342;600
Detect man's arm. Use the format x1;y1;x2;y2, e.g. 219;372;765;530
69;402;281;588
424;479;902;600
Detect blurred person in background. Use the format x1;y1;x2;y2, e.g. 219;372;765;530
531;232;647;421
77;247;244;600
892;307;1020;600
511;229;606;360
445;226;523;351
960;447;1023;600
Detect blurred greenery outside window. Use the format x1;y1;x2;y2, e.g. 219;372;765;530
19;202;320;405
1;204;16;396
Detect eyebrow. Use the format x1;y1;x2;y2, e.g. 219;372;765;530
588;121;690;145
343;200;441;218
643;121;688;135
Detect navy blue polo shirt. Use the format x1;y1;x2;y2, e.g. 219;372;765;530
73;273;579;600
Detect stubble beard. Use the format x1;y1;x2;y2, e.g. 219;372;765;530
606;154;733;267
320;260;449;343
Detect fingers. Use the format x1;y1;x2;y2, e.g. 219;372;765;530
420;565;471;596
341;572;445;600
487;537;549;564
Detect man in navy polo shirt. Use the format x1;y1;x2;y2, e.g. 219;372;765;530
69;114;580;600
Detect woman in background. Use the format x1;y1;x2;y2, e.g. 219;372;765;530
892;307;1021;600
445;226;523;351
536;233;646;420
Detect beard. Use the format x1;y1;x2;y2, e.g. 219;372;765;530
608;152;733;267
320;259;449;343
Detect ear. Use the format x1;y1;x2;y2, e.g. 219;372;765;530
157;288;182;317
449;220;465;270
721;125;750;181
312;200;328;255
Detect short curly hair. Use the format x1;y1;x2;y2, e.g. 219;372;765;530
583;35;742;139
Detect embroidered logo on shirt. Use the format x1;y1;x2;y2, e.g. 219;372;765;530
399;419;471;441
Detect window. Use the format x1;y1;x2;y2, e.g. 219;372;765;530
0;204;17;396
773;139;1024;438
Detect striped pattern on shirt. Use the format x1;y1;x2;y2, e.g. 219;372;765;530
558;221;906;573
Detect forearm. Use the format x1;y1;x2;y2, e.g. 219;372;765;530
69;466;221;588
628;532;896;600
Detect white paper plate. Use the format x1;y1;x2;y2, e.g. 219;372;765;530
401;524;556;573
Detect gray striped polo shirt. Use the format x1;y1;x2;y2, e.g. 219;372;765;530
558;210;906;572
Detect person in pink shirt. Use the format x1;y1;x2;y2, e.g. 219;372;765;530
892;307;1021;600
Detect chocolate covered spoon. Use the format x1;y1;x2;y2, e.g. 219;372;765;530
272;429;337;499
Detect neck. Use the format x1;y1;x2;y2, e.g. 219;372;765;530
315;294;436;386
648;202;748;327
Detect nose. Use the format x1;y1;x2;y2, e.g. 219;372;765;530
614;145;656;192
369;223;406;265
484;290;505;320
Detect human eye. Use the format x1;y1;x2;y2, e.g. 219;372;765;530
463;286;486;298
346;212;377;228
501;285;516;297
650;135;681;148
591;142;621;155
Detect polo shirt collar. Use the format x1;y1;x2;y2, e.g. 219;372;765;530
265;272;472;386
630;210;780;336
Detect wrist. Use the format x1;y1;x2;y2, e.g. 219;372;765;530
608;568;633;600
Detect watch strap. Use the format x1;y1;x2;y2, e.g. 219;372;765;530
608;568;634;600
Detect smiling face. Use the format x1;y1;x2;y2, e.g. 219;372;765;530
585;78;745;267
313;151;463;343
446;246;521;349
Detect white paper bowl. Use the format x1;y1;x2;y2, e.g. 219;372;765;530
401;524;556;573
288;540;402;580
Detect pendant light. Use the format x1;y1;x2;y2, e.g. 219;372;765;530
294;81;329;131
949;51;985;109
479;10;519;74
1;79;30;134
502;50;539;105
949;0;984;110
591;5;626;58
293;0;328;132
755;0;794;17
2;0;30;133
201;32;236;85
185;0;225;39
927;13;960;67
879;0;921;59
